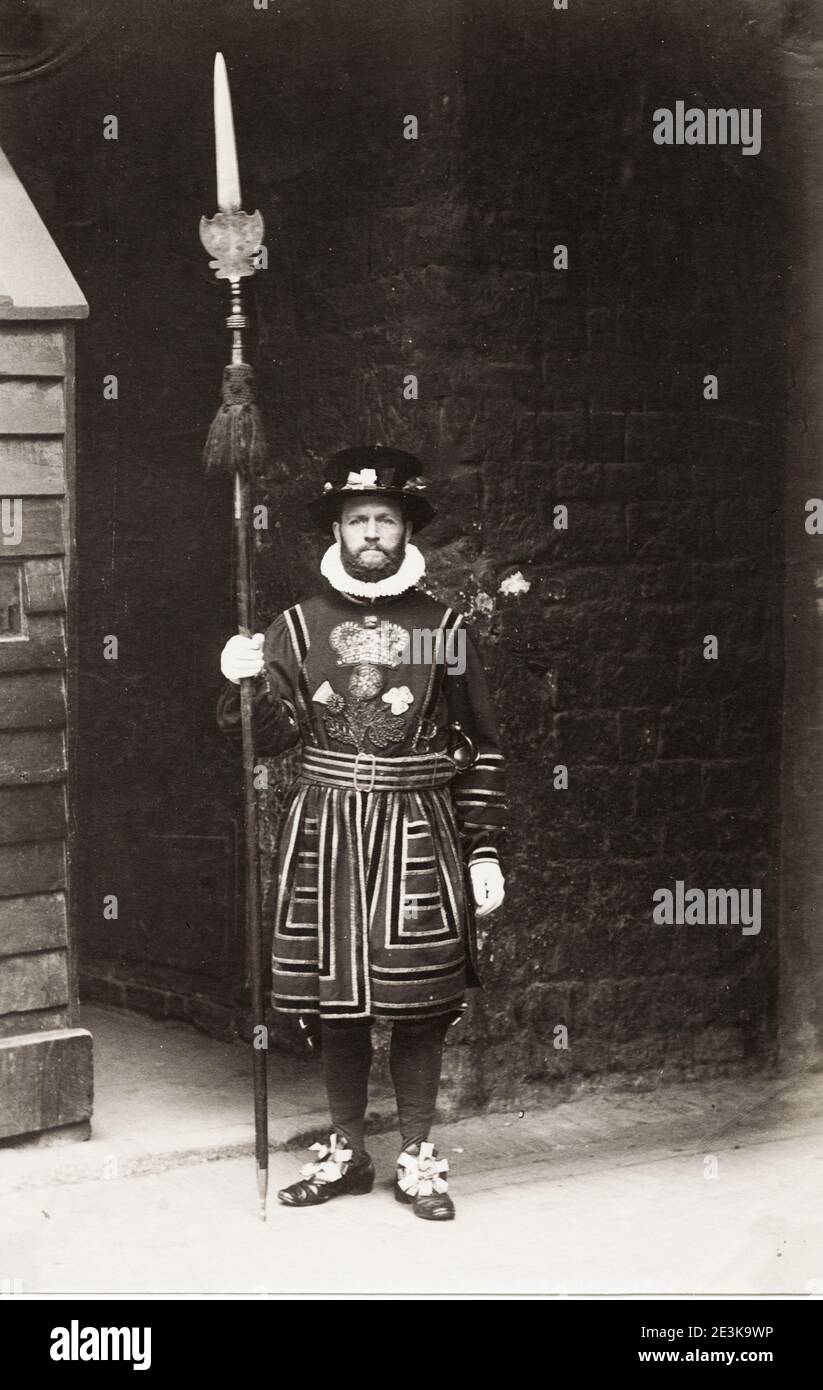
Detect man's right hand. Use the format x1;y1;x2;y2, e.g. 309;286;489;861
220;632;265;685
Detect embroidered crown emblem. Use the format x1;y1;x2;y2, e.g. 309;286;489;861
330;620;409;668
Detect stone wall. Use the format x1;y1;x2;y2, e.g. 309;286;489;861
0;0;790;1108
249;0;788;1103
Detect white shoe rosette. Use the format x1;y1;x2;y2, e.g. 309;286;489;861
396;1140;450;1197
299;1132;353;1185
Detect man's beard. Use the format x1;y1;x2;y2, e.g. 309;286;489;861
339;534;406;582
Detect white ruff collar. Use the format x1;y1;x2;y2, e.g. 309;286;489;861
320;540;426;599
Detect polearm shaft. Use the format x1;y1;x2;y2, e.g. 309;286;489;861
200;53;270;1220
235;461;269;1219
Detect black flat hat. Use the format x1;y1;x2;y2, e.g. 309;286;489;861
309;446;436;533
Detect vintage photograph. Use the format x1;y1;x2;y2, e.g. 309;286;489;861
0;0;821;1322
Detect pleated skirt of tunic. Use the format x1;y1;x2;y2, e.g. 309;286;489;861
270;751;476;1020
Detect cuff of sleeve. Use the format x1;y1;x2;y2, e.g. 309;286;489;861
224;670;267;688
468;847;500;868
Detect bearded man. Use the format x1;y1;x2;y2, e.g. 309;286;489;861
217;446;507;1221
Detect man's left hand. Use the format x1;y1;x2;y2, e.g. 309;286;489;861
470;861;505;917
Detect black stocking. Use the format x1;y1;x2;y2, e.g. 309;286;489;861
389;1013;452;1150
319;1018;373;1153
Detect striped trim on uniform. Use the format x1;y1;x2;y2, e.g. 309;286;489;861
283;604;318;744
270;765;472;1021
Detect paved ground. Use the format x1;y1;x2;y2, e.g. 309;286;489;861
2;1006;823;1296
3;1105;823;1297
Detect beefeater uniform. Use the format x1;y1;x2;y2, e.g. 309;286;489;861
216;449;509;1026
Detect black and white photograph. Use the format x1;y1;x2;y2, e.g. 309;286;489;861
0;0;821;1331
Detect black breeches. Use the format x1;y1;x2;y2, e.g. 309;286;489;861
320;1014;453;1153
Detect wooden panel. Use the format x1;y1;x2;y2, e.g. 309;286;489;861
0;1029;92;1138
0;784;66;843
0;497;64;555
0;438;64;494
0;326;65;376
0;615;65;673
0;1007;66;1038
0;562;22;635
0;674;65;729
0;729;66;785
0;379;64;433
0;950;68;1014
24;558;65;612
0;892;67;955
0;841;65;898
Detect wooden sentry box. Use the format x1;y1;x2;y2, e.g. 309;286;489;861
0;145;92;1142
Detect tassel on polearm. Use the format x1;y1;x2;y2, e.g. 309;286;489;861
203;360;268;478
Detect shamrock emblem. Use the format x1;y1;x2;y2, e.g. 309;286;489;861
381;685;414;716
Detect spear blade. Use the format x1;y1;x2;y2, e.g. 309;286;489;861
213;52;241;213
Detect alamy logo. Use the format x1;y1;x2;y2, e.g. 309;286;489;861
652;881;761;936
50;1321;151;1370
653;101;761;156
402;626;466;676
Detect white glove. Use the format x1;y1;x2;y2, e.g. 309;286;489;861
470;860;505;917
220;632;265;685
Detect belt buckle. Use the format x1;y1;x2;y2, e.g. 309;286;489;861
353;750;377;792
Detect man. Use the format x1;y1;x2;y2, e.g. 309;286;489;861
217;445;507;1221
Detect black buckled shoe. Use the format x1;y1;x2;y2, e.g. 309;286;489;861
277;1132;375;1208
394;1139;455;1221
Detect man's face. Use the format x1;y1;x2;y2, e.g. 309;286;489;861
333;496;412;580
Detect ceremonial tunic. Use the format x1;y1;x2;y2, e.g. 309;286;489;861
217;582;508;1021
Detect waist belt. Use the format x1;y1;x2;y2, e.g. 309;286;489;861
299;745;458;792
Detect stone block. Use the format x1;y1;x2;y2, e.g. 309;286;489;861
555;711;619;762
702;760;765;812
626;500;716;561
604;461;656;498
659;703;722;759
637;762;702;818
618;710;659;762
609;657;679;704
